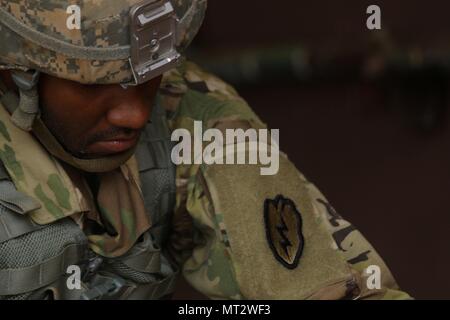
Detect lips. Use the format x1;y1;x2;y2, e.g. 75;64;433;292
86;132;139;156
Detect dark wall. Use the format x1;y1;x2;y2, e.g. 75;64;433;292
174;0;450;299
197;0;450;52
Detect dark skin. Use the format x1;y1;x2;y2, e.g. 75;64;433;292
0;70;161;158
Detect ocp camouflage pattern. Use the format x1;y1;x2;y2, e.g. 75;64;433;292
160;61;411;299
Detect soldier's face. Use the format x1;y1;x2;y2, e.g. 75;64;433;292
1;70;162;158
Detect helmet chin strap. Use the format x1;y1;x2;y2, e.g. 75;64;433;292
3;71;136;173
10;70;40;131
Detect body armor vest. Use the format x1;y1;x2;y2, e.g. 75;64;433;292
0;101;178;300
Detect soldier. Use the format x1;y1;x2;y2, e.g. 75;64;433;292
0;0;410;299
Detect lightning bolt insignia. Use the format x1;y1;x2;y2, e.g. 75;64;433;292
276;213;293;258
264;195;304;269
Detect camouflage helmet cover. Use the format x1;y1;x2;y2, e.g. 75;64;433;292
0;0;207;84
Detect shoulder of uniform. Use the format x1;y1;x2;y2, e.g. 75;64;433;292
184;152;360;299
160;60;266;132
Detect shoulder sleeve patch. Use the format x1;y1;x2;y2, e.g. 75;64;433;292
264;195;304;269
200;153;355;299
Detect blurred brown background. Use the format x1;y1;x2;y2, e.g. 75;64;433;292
174;0;450;299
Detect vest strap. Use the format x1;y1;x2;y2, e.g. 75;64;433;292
119;271;179;300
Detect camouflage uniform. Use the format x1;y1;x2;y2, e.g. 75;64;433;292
158;61;410;300
0;0;410;299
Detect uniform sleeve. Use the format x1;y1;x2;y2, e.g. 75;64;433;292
162;61;411;300
169;152;411;300
298;179;411;300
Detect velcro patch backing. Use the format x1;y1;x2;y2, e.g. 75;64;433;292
201;153;354;299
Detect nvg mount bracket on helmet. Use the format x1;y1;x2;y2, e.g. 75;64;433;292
128;0;181;86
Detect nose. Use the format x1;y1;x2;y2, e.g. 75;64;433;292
105;87;151;130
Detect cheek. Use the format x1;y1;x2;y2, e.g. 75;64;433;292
40;91;77;128
38;80;100;147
